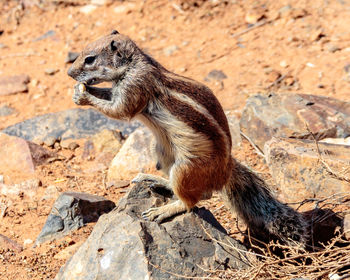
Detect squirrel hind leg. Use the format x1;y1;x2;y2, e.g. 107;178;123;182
142;200;187;223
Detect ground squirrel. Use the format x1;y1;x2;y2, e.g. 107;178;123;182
68;30;308;246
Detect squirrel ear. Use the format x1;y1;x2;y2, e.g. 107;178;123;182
110;30;119;35
110;40;117;52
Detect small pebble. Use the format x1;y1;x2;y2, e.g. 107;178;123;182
68;142;79;151
44;136;58;147
45;68;59;75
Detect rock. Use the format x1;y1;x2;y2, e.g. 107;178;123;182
326;44;341;53
35;192;116;246
309;28;325;42
163;45;178;56
344;214;350;240
225;111;242;148
90;129;123;154
0;133;54;174
107;128;157;181
45;68;59;75
79;5;97;14
113;3;135;13
245;6;266;24
266;70;281;83
240;93;350;151
0;234;23;252
344;63;350;73
33;30;56;42
41;185;60;201
0;179;41;199
60;139;79;150
55;183;250;280
205;69;227;81
54;242;83;260
0;105;15;117
43;135;59;147
90;0;111;5
0;74;30;96
320;137;350;146
265;137;350;202
65;52;79;63
2;108;141;142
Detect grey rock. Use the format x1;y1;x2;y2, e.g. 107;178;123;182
55;183;251;280
344;63;350;73
65;52;79;63
240;93;350;150
33;30;56;42
0;105;15;117
2;108;141;142
35;192;116;246
205;69;228;81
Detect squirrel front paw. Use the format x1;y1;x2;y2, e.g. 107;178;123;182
72;83;90;105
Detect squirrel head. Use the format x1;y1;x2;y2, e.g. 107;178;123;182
67;31;140;85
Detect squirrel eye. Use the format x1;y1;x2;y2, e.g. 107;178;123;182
84;56;96;65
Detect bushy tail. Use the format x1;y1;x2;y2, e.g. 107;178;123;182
222;159;308;247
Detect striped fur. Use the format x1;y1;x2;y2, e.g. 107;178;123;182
68;32;308;246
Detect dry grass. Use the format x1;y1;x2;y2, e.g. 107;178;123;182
209;193;350;280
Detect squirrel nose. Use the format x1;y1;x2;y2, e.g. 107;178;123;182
67;66;76;78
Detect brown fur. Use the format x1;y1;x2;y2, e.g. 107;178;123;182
68;31;308;246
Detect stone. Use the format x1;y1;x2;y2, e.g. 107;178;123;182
0;105;15;117
205;69;228;81
113;3;135;13
320;137;350;146
79;4;97;14
107;128;157;181
65;52;79;63
33;30;56;42
0;179;41;199
41;185;60;201
35;192;116;246
90;129;123;155
55;183;250;280
2;108;141;142
45;68;59;75
163;45;178;56
54;242;83;260
225;111;242;148
0;74;30;96
0;133;54;174
265;137;350;202
344;214;350;240
245;7;266;24
0;234;23;252
240;93;350;151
